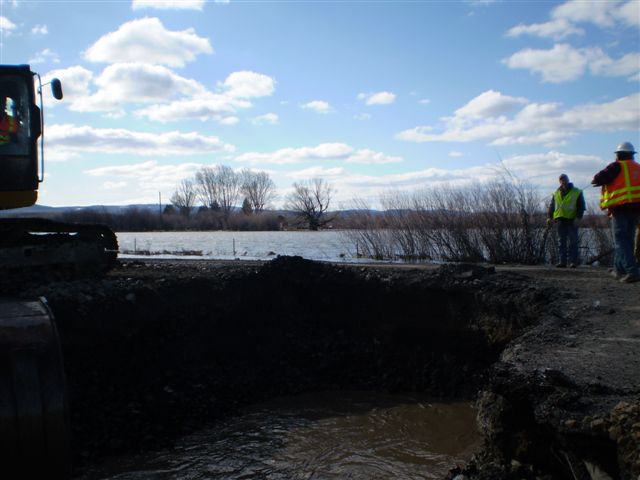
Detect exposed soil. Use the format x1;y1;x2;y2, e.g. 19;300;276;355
10;256;640;479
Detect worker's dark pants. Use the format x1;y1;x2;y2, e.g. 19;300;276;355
612;212;640;276
557;219;578;265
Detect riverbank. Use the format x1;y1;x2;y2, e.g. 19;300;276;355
13;257;640;479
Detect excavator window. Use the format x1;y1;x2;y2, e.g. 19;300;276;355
0;76;30;156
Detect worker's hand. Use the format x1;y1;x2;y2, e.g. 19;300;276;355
546;218;553;226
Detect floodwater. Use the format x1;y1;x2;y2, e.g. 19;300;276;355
78;391;481;480
116;230;358;262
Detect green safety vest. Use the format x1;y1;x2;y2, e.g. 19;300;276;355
553;187;581;220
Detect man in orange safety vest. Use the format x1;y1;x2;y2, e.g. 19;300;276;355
592;142;640;283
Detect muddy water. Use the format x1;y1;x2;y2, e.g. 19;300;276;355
79;391;481;480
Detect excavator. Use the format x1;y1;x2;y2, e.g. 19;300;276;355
0;64;119;479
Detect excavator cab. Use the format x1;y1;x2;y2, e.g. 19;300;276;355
0;64;61;209
0;66;113;479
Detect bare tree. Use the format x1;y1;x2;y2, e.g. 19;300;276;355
195;165;241;216
240;169;277;213
195;167;219;210
170;179;197;217
286;178;335;230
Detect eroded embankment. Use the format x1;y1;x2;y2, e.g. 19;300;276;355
17;257;587;478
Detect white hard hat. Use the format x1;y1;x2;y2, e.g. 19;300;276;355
615;142;636;154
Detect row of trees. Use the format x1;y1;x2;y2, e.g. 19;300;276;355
170;166;277;217
169;166;335;230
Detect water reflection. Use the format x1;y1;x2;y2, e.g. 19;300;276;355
79;391;481;480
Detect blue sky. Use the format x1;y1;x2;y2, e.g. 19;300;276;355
1;0;638;209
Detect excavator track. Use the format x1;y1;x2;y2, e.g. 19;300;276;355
0;217;119;285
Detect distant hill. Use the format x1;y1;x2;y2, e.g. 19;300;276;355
0;203;162;217
0;204;383;219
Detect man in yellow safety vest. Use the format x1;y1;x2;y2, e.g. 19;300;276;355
547;173;585;268
592;142;640;283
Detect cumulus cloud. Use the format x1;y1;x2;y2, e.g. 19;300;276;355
84;17;213;67
233;143;402;167
358;91;396;106
503;44;639;83
221;71;275;98
506;0;639;40
286;166;346;180
454;90;528;120
0;16;16;32
49;65;274;121
131;0;205;10
345;149;402;164
553;0;639;29
28;48;60;65
84;160;205;200
301;100;332;114
234;143;354;165
396;91;640;147
55;63;206;113
251;113;279;125
43;66;94;102
46;124;235;157
31;24;48;35
506;18;584;40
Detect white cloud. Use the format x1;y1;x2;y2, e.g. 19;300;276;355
135;92;251;123
31;24;48;35
28;48;59;65
85;160;204;200
507;0;639;40
454;90;528;120
358;91;396;106
49;64;275;120
353;113;371;121
419;99;431;105
251;113;279;125
346;149;402;164
221;71;275;98
220;116;240;125
616;0;640;28
66;63;206;113
301;100;332;114
84;17;213;67
552;0;637;29
46;124;235;157
396;91;640;147
503;44;589;83
103;181;128;189
44;66;94;102
449;151;464;157
503;43;639;83
286;166;345;180
234;143;354;165
0;16;16;32
589;51;640;78
506;18;584;40
131;0;205;10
